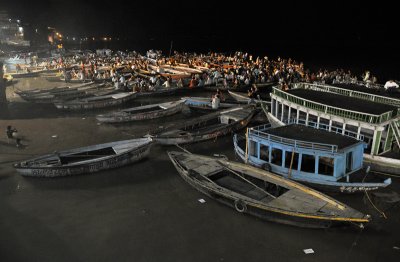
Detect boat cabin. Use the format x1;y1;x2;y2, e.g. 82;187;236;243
239;121;366;183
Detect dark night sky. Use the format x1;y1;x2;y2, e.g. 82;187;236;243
1;0;397;45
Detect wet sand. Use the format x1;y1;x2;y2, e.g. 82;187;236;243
1;78;400;262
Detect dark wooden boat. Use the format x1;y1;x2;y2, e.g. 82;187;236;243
96;100;185;123
149;105;256;145
168;151;370;228
13;138;153;177
54;92;137;110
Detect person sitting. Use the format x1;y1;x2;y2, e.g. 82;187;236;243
212;93;220;109
189;77;197;89
177;78;183;88
162;77;171;88
384;80;399;91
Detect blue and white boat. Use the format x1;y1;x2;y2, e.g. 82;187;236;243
233;120;391;193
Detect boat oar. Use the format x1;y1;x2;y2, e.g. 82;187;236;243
174;144;192;154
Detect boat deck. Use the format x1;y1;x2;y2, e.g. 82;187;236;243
287;89;397;115
262;124;360;150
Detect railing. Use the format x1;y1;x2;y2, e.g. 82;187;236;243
249;123;339;153
292;82;400;109
287;118;364;141
272;87;394;124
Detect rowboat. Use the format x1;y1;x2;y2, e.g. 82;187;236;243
54;92;137;110
16;83;116;103
228;90;253;103
183;97;238;112
149;105;256;145
14;138;153;177
96;100;185;123
168;151;370;228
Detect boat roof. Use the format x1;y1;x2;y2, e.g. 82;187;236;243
263;124;360;150
287;89;397;115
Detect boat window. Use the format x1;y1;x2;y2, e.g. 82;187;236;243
346;152;353;173
250;141;258;157
270;148;283;166
318;156;334;176
284;151;299;170
300;154;315;173
260;144;269;161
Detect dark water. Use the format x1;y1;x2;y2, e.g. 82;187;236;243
1;81;400;262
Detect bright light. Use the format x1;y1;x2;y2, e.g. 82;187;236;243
72;37;76;41
18;27;23;33
103;37;108;41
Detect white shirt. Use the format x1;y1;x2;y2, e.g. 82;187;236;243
211;96;220;109
384;81;399;90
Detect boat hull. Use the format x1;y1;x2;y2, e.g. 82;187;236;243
54;92;137;110
168;153;368;228
154;108;255;145
97;101;184;123
15;142;152;177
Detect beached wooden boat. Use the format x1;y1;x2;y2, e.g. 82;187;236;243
168;151;370;228
13;138;153;177
15;83;114;103
96;100;185;123
54;92;137;110
15;81;95;95
150;105;256;145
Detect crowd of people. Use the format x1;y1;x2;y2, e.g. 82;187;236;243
5;49;400;94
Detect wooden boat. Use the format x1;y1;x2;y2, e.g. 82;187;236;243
14;138;153;177
168;151;370;228
233;122;392;193
16;83;114;103
54;92;137;110
96;100;185;123
150;105;256;145
183;97;238;113
136;87;180;97
15;82;94;97
228;90;252;103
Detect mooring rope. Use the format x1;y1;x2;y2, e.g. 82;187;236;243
362;172;387;219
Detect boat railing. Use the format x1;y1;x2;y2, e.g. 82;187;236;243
292;82;400;109
286;118;364;141
272;87;394;124
249;124;338;153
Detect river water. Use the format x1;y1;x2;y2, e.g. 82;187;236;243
0;78;399;262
